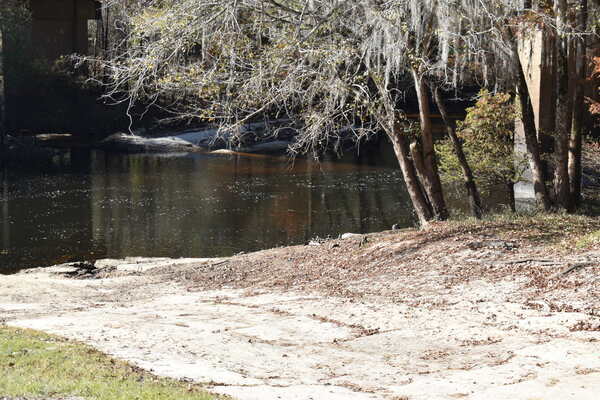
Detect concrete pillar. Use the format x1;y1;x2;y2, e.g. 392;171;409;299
514;29;555;208
518;30;556;136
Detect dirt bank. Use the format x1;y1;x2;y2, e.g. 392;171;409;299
2;216;600;400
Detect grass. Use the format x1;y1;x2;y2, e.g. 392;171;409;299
0;326;223;400
442;211;600;249
576;229;600;249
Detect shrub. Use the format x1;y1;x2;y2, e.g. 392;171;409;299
437;89;527;194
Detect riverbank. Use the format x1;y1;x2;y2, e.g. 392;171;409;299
2;214;600;400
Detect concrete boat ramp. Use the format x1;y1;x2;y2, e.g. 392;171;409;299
2;256;599;400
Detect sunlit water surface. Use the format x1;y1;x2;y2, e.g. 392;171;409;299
1;149;425;273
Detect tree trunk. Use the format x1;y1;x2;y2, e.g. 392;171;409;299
409;140;430;203
385;122;434;226
433;86;483;219
411;68;448;220
553;0;572;209
568;0;587;209
516;55;552;211
371;73;434;226
507;182;516;213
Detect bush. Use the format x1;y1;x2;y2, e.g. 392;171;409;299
437;89;527;194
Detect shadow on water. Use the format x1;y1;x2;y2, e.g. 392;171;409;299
1;147;418;274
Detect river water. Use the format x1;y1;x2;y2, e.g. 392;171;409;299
1;148;428;273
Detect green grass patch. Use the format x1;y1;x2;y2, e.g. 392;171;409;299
576;230;600;249
0;326;224;400
443;212;600;248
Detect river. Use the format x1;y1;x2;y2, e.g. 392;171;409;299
1;147;430;273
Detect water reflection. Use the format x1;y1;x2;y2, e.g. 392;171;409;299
0;150;414;273
2;169;9;261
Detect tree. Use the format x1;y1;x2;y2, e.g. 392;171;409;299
92;0;477;224
569;0;590;207
434;87;483;219
438;90;526;212
445;0;597;211
92;0;598;221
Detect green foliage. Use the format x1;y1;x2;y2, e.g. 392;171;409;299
437;90;526;192
0;0;30;31
576;229;600;249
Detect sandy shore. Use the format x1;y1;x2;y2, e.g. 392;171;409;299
2;220;600;400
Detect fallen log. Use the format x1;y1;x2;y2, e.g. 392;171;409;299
163;120;294;148
232;140;292;154
98;133;204;153
99;131;295;155
98;120;295;154
99;133;293;155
